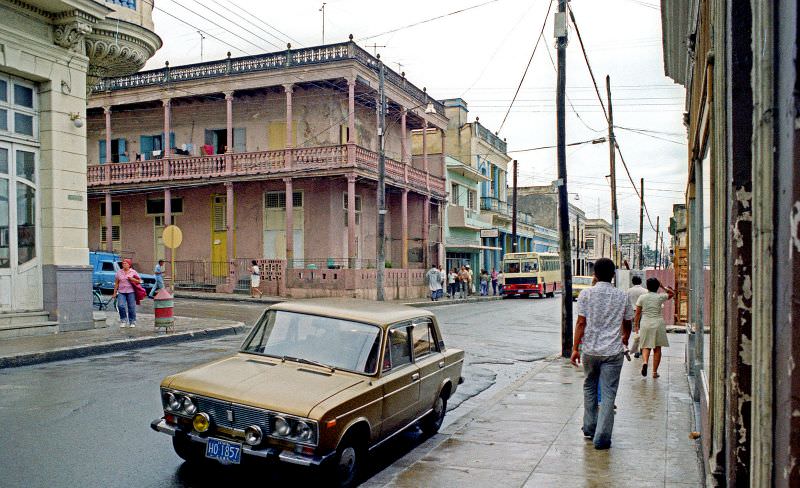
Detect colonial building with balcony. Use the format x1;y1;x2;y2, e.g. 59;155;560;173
0;0;160;337
85;40;448;298
584;218;613;274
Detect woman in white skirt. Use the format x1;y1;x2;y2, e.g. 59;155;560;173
634;277;675;378
250;260;263;298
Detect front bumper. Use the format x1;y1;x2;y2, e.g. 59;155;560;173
150;418;335;467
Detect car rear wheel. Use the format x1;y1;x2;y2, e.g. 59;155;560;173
421;393;447;436
172;435;205;464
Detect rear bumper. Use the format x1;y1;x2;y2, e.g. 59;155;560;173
150;417;335;467
503;284;543;295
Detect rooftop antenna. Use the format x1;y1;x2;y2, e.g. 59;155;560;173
319;3;326;44
395;61;404;73
365;43;386;56
198;31;206;61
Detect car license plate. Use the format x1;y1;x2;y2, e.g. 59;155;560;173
205;437;242;465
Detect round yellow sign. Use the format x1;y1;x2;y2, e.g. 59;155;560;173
162;225;183;249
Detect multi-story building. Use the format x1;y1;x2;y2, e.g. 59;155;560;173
584;218;612;273
662;0;800;484
619;232;640;269
0;0;160;337
85;39;449;298
516;185;588;275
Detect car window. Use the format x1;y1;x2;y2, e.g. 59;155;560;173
384;325;411;372
412;320;437;360
101;262;115;272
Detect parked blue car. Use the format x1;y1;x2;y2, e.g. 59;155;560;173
90;251;157;295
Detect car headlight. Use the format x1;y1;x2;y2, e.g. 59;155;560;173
164;392;181;411
193;413;211;433
295;421;313;442
182;396;197;416
274;416;291;437
244;425;263;446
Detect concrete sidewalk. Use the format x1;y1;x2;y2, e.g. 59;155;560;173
0;313;245;369
366;334;703;488
174;290;503;308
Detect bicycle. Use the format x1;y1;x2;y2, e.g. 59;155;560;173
92;286;117;312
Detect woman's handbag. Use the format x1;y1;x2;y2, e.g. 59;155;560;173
630;332;641;355
132;281;147;304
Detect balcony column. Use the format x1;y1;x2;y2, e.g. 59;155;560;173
162;98;171;159
401;189;408;268
223;91;233;173
104;106;112;164
104;191;113;252
423;196;430;268
401;108;408;182
284;84;294;169
164;188;172;265
422;120;430;190
347;78;356;166
347;174;357;268
284;178;294;268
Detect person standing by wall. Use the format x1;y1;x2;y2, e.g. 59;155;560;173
570;258;634;449
491;267;499;296
113;258;141;328
459;266;469;299
466;265;474;296
479;269;490;296
448;267;458;299
634;277;675;378
148;259;165;298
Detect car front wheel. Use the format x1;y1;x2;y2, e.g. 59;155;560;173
421;394;447;436
332;436;364;488
172;435;205;464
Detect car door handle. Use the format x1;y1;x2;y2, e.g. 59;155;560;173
411;373;420;381
438;361;445;368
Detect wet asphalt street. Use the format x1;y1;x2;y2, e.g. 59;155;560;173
0;296;560;488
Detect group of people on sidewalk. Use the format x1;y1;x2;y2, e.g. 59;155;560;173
425;264;506;301
571;258;675;450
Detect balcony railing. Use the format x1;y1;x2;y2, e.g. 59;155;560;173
474;123;507;154
86;144;446;196
480;196;540;227
91;41;445;116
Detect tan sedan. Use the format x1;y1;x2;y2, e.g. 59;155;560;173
151;298;464;487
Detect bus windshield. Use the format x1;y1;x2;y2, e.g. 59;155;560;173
522;260;539;272
503;261;520;273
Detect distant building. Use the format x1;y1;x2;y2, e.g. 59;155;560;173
516;185;588;275
584;218;612;273
619;232;640;269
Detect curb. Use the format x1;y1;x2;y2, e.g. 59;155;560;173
405;296;503;308
0;323;246;369
174;292;285;305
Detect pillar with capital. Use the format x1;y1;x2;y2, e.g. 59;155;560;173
423;196;430;268
347;78;356;166
401;189;408;269
422;120;430;190
284;84;294;169
347;174;357;268
162;98;171;159
164;188;172;265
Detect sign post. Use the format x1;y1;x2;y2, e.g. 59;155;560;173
162;225;183;291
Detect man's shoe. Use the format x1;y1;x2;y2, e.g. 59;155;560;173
582;428;594;440
129;322;136;328
634;352;641;358
119;320;127;328
594;442;612;450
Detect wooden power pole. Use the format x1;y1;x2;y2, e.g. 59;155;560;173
606;75;619;267
555;0;573;358
511;160;518;252
376;56;386;300
654;216;660;270
639;178;644;269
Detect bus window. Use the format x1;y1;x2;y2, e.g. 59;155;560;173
522;260;539;272
504;261;520;273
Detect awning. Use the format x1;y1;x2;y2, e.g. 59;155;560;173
446;244;503;251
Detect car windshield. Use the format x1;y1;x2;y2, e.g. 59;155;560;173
522;260;539;272
241;310;382;375
574;277;593;285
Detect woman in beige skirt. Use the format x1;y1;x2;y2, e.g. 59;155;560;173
634;277;675;378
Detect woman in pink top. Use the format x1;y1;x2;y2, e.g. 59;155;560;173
113;259;141;328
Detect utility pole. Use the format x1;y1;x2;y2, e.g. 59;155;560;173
376;55;386;301
319;3;326;44
555;0;573;358
654;216;660;270
198;31;206;62
511;160;518;252
639;177;644;269
606;75;619;267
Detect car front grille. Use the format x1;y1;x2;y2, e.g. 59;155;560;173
193;396;271;434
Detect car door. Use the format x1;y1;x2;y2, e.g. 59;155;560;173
377;322;420;437
412;318;445;413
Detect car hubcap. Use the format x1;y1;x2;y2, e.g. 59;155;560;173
338;446;356;477
434;397;445;425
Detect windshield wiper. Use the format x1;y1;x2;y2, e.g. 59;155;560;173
281;355;335;372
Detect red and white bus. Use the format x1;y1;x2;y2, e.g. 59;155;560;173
502;252;562;298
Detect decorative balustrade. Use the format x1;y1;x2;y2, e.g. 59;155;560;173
474;122;508;154
91;41;445;118
87;144;446;196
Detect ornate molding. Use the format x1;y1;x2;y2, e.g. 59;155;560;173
53;20;93;53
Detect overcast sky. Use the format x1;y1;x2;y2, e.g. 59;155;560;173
144;0;688;249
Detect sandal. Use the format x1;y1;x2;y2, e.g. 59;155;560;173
641;364;648;377
652;372;660;378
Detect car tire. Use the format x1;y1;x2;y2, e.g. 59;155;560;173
332;435;365;488
172;435;205;464
421;393;447;436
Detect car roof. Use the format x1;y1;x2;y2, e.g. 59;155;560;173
269;298;435;327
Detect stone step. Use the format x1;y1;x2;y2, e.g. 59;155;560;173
0;311;58;339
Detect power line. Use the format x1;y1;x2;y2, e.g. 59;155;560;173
358;0;502;41
193;0;283;51
497;0;553;133
507;137;606;153
165;0;271;53
217;0;303;47
615;127;685;145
